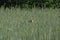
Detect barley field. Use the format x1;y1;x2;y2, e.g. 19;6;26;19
0;7;60;40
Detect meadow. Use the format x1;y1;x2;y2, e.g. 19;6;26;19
0;7;60;40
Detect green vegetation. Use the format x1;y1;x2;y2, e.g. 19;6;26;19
0;0;60;8
11;0;60;8
0;7;60;40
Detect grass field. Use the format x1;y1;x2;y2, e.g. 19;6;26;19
0;7;60;40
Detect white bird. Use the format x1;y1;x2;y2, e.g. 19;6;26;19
29;16;34;23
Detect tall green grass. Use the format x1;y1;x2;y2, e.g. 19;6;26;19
0;7;60;40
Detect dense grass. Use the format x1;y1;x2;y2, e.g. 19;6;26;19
0;7;60;40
